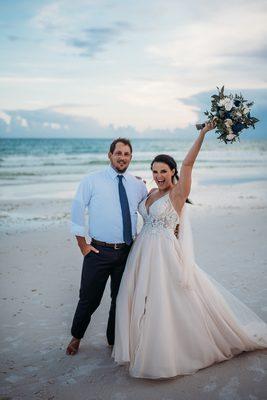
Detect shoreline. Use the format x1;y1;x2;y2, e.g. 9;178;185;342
1;178;266;234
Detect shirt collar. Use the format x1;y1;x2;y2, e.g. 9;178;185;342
107;164;130;181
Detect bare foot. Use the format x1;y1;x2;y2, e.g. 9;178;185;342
66;337;80;355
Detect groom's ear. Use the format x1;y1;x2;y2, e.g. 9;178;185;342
108;151;112;160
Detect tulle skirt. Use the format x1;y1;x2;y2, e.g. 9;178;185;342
112;228;267;379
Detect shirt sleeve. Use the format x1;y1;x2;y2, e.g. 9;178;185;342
140;180;148;200
71;175;92;236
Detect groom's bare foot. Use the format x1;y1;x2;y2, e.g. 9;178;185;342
66;337;81;355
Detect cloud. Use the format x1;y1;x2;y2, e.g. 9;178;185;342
147;1;267;91
16;116;28;128
2;0;267;133
7;35;21;42
0;107;137;138
232;46;267;60
43;122;61;130
0;76;73;84
68;27;117;57
0;111;11;125
52;81;200;132
1;98;266;139
33;2;131;57
32;3;65;31
68;22;131;57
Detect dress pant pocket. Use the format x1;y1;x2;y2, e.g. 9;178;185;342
84;251;92;259
84;249;100;259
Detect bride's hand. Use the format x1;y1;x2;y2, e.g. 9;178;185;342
201;120;216;134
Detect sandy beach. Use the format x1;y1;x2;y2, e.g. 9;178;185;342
1;178;267;400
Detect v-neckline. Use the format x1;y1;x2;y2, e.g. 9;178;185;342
145;191;170;215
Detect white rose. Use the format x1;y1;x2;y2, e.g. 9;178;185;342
226;133;236;140
218;99;226;107
235;111;242;117
224;99;234;111
224;118;233;127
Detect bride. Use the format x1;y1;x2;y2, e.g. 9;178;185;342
112;122;267;379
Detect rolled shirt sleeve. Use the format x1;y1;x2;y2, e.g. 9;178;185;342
71;176;92;237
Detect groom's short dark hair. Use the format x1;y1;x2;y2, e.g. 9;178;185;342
109;138;132;154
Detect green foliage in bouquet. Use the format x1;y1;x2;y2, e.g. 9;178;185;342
204;86;259;143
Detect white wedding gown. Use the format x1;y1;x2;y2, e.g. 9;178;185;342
112;193;267;379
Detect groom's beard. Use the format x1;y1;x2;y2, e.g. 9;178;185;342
114;166;128;173
111;162;130;174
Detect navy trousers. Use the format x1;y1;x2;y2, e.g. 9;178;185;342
71;244;131;345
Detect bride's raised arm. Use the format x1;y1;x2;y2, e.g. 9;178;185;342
173;122;216;203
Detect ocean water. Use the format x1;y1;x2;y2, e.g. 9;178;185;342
0;138;267;200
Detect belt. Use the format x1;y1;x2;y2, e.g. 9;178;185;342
91;238;131;250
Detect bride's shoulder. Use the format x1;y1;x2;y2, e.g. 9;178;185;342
148;188;158;196
145;188;158;201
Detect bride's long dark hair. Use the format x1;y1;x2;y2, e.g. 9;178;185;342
151;154;192;204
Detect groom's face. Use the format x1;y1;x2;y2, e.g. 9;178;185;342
108;142;132;173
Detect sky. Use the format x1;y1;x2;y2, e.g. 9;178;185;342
0;0;267;137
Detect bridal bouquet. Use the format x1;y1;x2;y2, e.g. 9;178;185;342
196;86;259;143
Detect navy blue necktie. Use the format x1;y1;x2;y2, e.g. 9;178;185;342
117;175;132;245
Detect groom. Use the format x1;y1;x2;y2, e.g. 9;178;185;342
66;138;147;355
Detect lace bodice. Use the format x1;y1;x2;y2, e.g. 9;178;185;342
138;192;179;234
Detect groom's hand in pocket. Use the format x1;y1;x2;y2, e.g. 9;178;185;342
82;244;99;257
76;236;99;256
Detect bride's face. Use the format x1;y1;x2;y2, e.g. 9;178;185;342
152;162;175;191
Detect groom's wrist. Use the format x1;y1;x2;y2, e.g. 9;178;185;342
76;235;87;249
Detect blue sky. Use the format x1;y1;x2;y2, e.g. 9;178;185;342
0;0;267;137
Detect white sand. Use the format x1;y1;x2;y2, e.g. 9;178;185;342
0;181;267;399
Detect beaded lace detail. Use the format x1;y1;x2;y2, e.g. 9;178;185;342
139;193;179;234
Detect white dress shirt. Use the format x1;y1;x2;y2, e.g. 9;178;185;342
71;165;148;243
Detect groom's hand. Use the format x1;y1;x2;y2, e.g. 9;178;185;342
76;236;99;256
81;244;99;256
